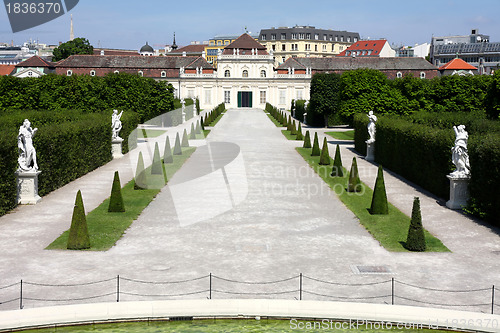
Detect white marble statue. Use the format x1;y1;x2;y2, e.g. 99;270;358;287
193;102;197;115
450;125;470;177
111;110;123;140
17;119;38;172
366;111;377;144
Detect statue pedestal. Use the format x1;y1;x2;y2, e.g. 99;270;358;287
182;111;186;123
303;113;307;125
111;138;124;159
16;170;42;205
365;142;375;162
446;175;470;210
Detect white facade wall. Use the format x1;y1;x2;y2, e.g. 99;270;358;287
169;52;311;110
380;42;396;57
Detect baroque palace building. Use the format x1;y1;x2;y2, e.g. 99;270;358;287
14;33;438;110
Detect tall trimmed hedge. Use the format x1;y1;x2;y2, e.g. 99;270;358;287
0;112;114;216
0;73;174;123
354;113;500;224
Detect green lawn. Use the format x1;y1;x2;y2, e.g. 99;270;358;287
207;111;226;127
296;147;449;252
138;129;167;138
326;130;354;141
266;113;284;127
47;147;196;251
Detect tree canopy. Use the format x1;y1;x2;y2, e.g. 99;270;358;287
52;37;94;62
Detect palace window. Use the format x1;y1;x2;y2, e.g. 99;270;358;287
341;36;344;42
335;36;338;41
260;70;266;78
323;34;327;40
354;37;358;42
260;91;266;104
272;44;276;51
291;44;298;51
224;90;230;103
90;70;96;76
305;44;311;51
67;70;72;76
296;90;303;100
322;45;327;51
299;33;304;39
217;40;222;46
397;72;403;78
161;71;166;77
205;89;211;104
114;70;119;74
224;70;231;77
314;34;319;40
306;33;311;39
242;70;248;77
282;56;286;63
347;37;351;42
282;44;286;51
315;45;318;52
279;90;286;104
138;71;143;77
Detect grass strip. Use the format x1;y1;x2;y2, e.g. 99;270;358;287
266;113;284;127
139;129;167;138
326;130;354;141
208;111;226;127
46;147;196;251
281;130;297;140
296;147;449;252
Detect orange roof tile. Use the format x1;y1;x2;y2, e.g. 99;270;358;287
438;58;478;71
338;39;388;57
0;65;15;75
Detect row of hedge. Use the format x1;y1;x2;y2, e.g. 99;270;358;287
0;110;140;217
0;73;175;123
304;70;500;127
354;113;500;224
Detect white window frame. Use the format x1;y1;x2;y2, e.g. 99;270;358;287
224;90;230;103
260;70;266;78
90;70;96;76
67;69;72;76
224;70;231;77
397;72;403;78
114;70;119;74
242;70;248;77
161;71;166;77
260;90;266;104
420;72;426;79
138;71;144;77
205;89;211;104
279;90;286;105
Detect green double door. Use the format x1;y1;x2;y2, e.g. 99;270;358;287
237;91;252;108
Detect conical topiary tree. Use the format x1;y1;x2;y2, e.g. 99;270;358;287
189;123;196;139
331;144;344;177
134;152;147;190
108;171;125;212
405;197;426;252
181;129;189;147
195;120;202;135
296;123;304;141
303;130;311;148
67;190;90;250
173;132;182;155
347;157;362;192
291;120;297;135
163;136;173;164
311;132;321;156
370;165;389;214
319;137;331;165
151;142;163;175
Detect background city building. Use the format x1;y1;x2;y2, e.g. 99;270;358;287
259;26;360;67
338;39;395;58
205;33;259;66
430;29;500;74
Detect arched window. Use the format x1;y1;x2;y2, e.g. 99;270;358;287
242;70;248;77
161;71;166;78
138;71;144;77
420;72;426;79
260;70;266;78
396;72;402;78
114;70;119;74
66;70;72;76
224;70;231;77
90;70;96;76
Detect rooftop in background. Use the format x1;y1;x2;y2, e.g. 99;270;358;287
438;58;478;71
222;33;267;55
0;64;15;75
259;25;360;42
93;48;139;56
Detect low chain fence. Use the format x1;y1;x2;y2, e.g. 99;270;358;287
0;274;498;314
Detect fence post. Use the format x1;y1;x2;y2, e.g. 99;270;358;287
299;273;302;301
492;285;495;314
117;275;120;302
391;278;395;305
209;273;212;300
20;280;23;310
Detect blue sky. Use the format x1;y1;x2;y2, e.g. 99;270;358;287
1;0;499;50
